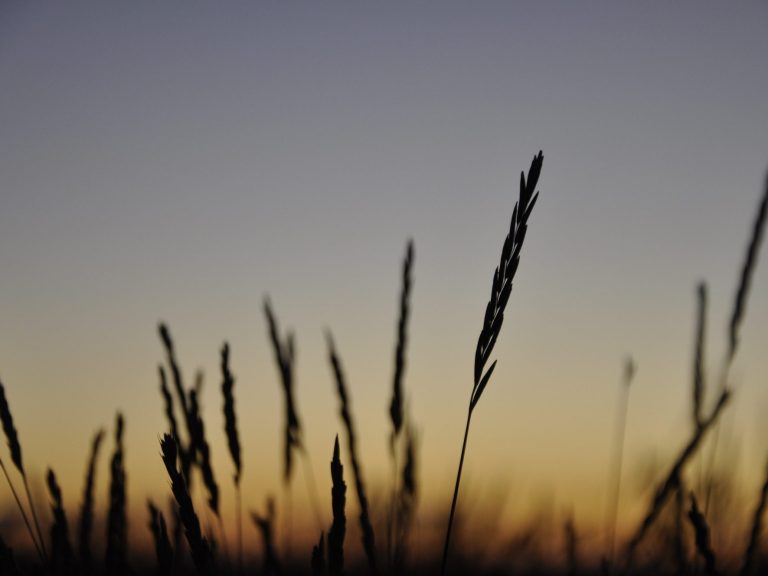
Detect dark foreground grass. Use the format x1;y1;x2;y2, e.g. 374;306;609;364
1;162;767;576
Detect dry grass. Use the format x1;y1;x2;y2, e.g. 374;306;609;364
740;459;768;576
77;428;104;575
442;151;544;576
327;333;378;574
160;433;211;574
252;497;281;575
0;378;47;562
105;412;127;576
328;436;346;576
46;468;74;576
689;492;720;576
2;160;768;576
147;499;173;576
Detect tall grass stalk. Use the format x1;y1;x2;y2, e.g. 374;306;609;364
220;342;243;572
311;532;325;575
0;379;47;562
159;324;195;485
160;433;211;574
327;332;378;574
252;498;281;575
0;457;43;561
689;492;719;576
387;240;413;569
740;458;768;576
328;436;346;576
47;468;74;575
264;298;324;534
78;428;104;575
105;412;127;576
148;500;173;576
441;151;543;576
626;388;730;562
605;358;635;565
705;174;768;514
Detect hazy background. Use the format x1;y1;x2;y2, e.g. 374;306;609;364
1;0;767;558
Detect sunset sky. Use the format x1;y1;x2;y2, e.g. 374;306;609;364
1;1;768;559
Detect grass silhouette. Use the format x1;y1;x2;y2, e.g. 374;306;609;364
2;160;768;576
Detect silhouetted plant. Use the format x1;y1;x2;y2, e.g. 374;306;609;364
441;151;544;576
160;433;211;574
693;283;707;430
311;532;325;575
159;365;192;484
0;533;20;576
706;175;768;513
159;324;195;486
0;379;46;562
740;459;768;576
148;500;173;576
327;333;378;574
605;357;635;565
78;428;104;575
563;513;578;576
252;497;281;576
626;389;730;562
387;240;414;569
264;298;302;484
394;421;418;573
47;468;74;576
220;342;243;571
187;389;219;517
689;493;719;576
328;436;346;576
105;412;127;576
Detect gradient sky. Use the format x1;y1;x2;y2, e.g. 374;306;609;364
1;0;768;557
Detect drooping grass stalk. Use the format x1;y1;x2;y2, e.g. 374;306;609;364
328;436;346;576
104;412;127;576
605;358;635;565
441;151;544;576
252;498;281;575
626;388;730;563
78;428;104;575
387;240;414;569
740;458;768;576
327;333;378;574
160;433;211;574
220;342;243;572
47;468;74;575
148;499;174;576
688;493;719;576
0;379;47;563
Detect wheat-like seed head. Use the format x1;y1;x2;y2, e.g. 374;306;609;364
221;342;242;485
472;151;543;410
0;380;24;474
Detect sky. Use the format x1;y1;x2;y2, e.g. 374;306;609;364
1;0;768;560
